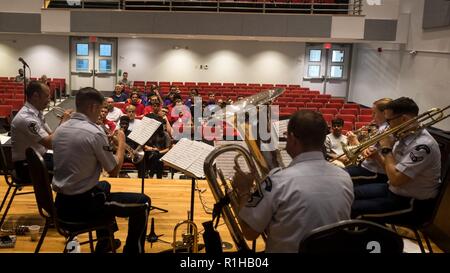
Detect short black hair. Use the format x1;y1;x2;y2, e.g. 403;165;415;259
288;110;328;149
25;81;46;99
331;118;344;127
75;87;104;111
119;115;130;124
385;97;419;116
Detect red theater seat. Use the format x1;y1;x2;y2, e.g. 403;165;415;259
319;108;338;116
340;108;358;116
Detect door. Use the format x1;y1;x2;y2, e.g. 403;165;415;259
70;37;117;94
302;44;351;98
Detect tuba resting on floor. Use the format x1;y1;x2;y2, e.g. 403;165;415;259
203;88;285;252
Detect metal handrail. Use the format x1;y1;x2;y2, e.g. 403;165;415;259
43;0;363;15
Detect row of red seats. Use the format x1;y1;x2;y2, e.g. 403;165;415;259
0;99;24;112
132;80;304;89
0;77;66;95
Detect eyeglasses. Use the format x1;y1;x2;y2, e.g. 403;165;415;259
386;115;402;125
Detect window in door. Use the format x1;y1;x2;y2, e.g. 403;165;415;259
76;59;89;71
76;43;89;56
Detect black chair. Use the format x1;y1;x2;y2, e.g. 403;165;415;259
0;143;33;230
25;147;117;253
299;219;404;254
359;151;450;253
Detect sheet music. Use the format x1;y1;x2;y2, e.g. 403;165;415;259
278;142;292;167
128;117;162;146
161;138;215;178
273;119;288;139
0;135;11;145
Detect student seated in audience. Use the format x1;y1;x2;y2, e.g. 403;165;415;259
324;118;348;163
105;97;123;124
118;115;145;178
140;86;161;107
39;74;49;85
123;91;145;119
118;71;132;87
206;92;216;106
185;88;199;108
15;68;29;83
232;110;353;253
97;104;116;136
351;97;441;219
143;94;162;115
52;87;150;253
345;98;392;184
167;99;191;124
163;90;181;107
124;105;142;131
143;115;172;179
11;81;71;181
112;84;128;102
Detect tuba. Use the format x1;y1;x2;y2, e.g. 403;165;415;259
336;105;450;167
203;88;285;252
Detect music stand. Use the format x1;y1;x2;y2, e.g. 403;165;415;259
141;153;168;213
160;139;215;231
146;217;171;247
127;117;168;214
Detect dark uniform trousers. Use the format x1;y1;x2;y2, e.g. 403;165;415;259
55;181;150;253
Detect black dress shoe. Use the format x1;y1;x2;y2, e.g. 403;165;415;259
95;239;121;253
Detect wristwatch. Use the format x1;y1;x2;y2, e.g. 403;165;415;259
381;147;393;155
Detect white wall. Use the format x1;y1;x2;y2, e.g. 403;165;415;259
362;0;400;19
118;38;305;85
0;0;43;13
0;34;70;80
350;0;450;130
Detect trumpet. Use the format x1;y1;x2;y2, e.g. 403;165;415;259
110;130;145;164
337;105;450;167
124;144;144;164
172;219;198;253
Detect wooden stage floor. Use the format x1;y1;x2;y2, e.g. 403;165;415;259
0;177;265;253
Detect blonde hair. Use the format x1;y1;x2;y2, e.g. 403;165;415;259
125;104;136;112
373;98;392;112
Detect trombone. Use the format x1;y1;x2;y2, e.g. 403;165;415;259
52;106;69;119
336;105;450;167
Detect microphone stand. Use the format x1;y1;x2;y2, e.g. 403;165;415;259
22;62;27;103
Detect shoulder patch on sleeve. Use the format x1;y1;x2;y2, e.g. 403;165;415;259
409;144;430;162
27;121;39;135
245;190;264;208
262;176;273;192
103;145;114;152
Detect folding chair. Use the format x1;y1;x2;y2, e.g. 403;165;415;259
26;147;116;253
